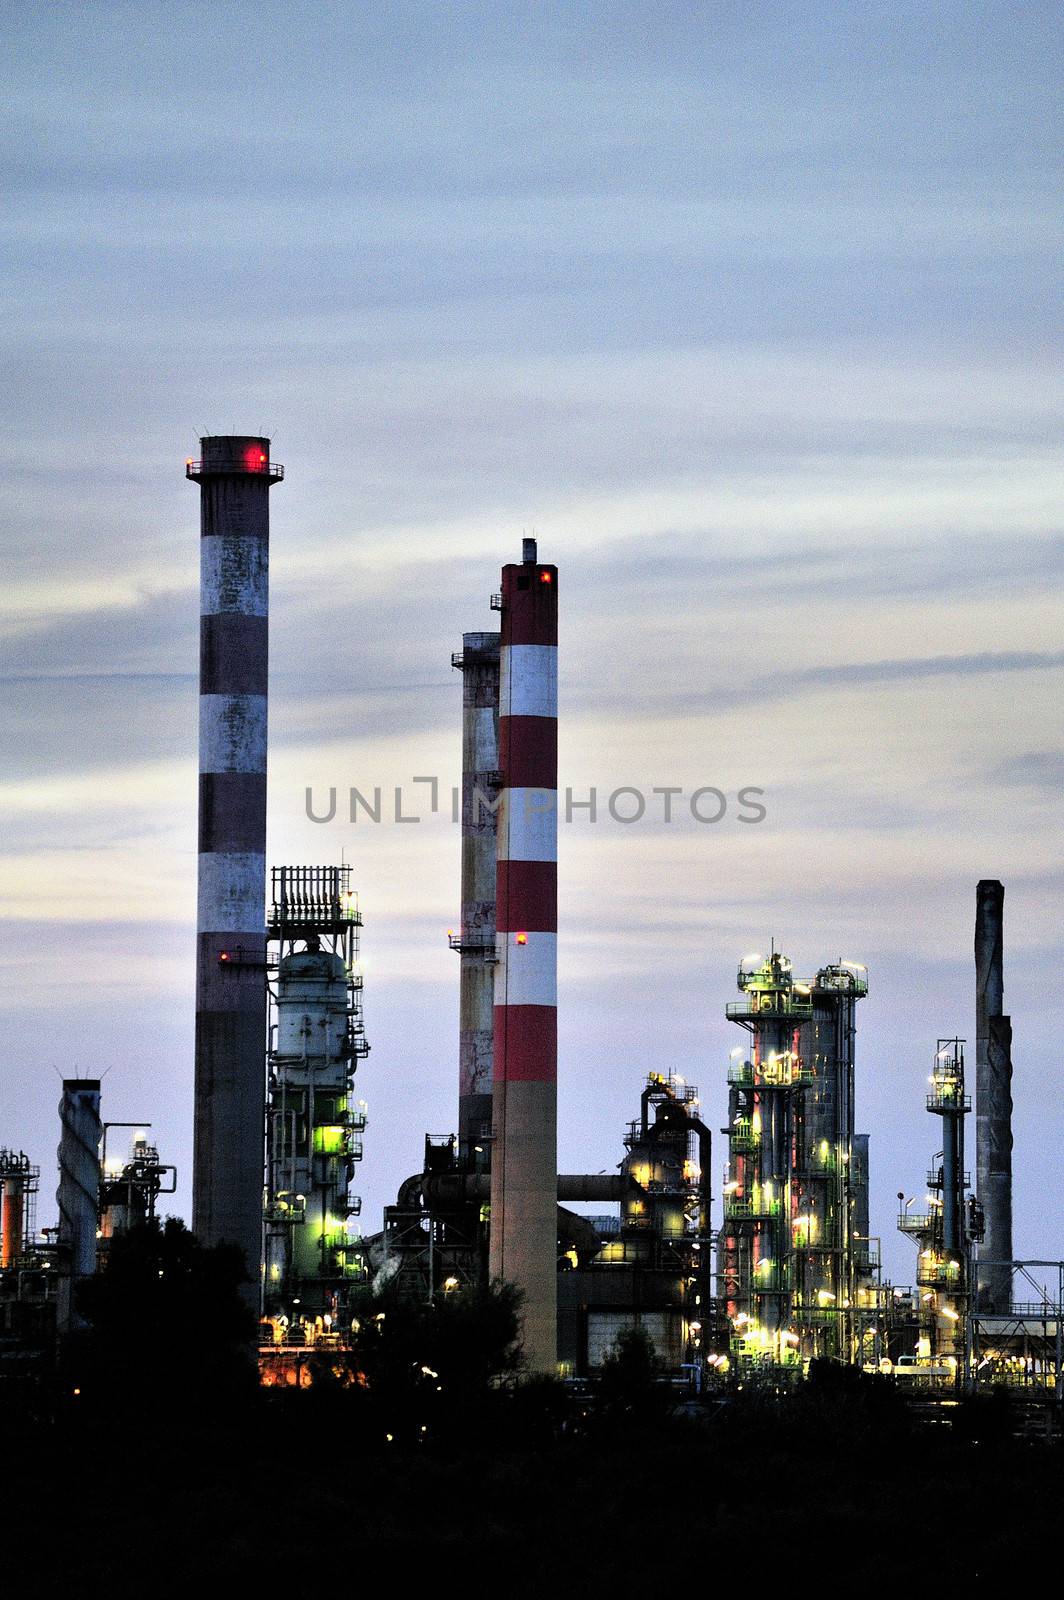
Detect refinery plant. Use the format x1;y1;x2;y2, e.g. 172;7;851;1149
2;437;1061;1416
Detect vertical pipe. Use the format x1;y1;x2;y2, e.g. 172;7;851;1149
56;1080;101;1333
188;437;280;1297
456;631;500;1166
975;879;1012;1311
1;1178;24;1268
942;1112;960;1259
489;538;558;1374
852;1133;870;1277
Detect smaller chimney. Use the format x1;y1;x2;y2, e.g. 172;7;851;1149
522;536;537;564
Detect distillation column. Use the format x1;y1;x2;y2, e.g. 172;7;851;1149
0;1177;22;1269
264;867;369;1329
800;965;864;1359
56;1080;101;1333
188;437;282;1285
455;632;501;1167
0;1150;35;1269
975;879;1013;1312
490;537;558;1374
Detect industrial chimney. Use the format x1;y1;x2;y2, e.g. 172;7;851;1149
975;879;1013;1312
489;537;558;1374
187;437;282;1292
453;631;501;1166
56;1080;101;1333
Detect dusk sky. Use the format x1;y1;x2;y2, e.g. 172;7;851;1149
3;1;1061;1282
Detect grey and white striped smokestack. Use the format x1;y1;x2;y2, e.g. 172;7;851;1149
455;631;500;1166
975;878;1013;1312
187;437;282;1292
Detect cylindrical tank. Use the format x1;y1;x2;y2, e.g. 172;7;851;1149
1;1178;24;1268
490;538;558;1375
269;949;354;1290
189;436;282;1295
274;950;350;1061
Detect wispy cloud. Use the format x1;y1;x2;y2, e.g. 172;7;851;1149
1;0;1061;1277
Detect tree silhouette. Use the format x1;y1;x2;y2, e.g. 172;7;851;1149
69;1217;257;1411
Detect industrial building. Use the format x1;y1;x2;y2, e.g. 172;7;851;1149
1;1083;173;1357
897;1038;979;1366
2;439;1061;1410
262;864;370;1343
718;951;874;1367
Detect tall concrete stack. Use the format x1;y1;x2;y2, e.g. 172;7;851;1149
187;437;282;1290
455;631;501;1168
975;879;1013;1312
489;538;558;1374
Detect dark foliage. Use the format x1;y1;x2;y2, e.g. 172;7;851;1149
65;1217;257;1412
283;1278;525;1446
4;1267;1060;1594
1;1366;1061;1593
595;1325;672;1426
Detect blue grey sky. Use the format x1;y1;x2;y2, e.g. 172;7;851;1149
2;1;1061;1282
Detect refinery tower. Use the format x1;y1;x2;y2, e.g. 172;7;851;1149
719;951;872;1365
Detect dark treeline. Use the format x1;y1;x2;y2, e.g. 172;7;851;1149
2;1222;1059;1591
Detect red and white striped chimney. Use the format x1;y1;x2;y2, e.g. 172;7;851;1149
489;536;558;1374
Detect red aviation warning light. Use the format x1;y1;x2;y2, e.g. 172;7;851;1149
539;570;552;583
244;443;269;472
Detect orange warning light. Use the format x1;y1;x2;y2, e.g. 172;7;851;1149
539;571;552;584
516;932;528;945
